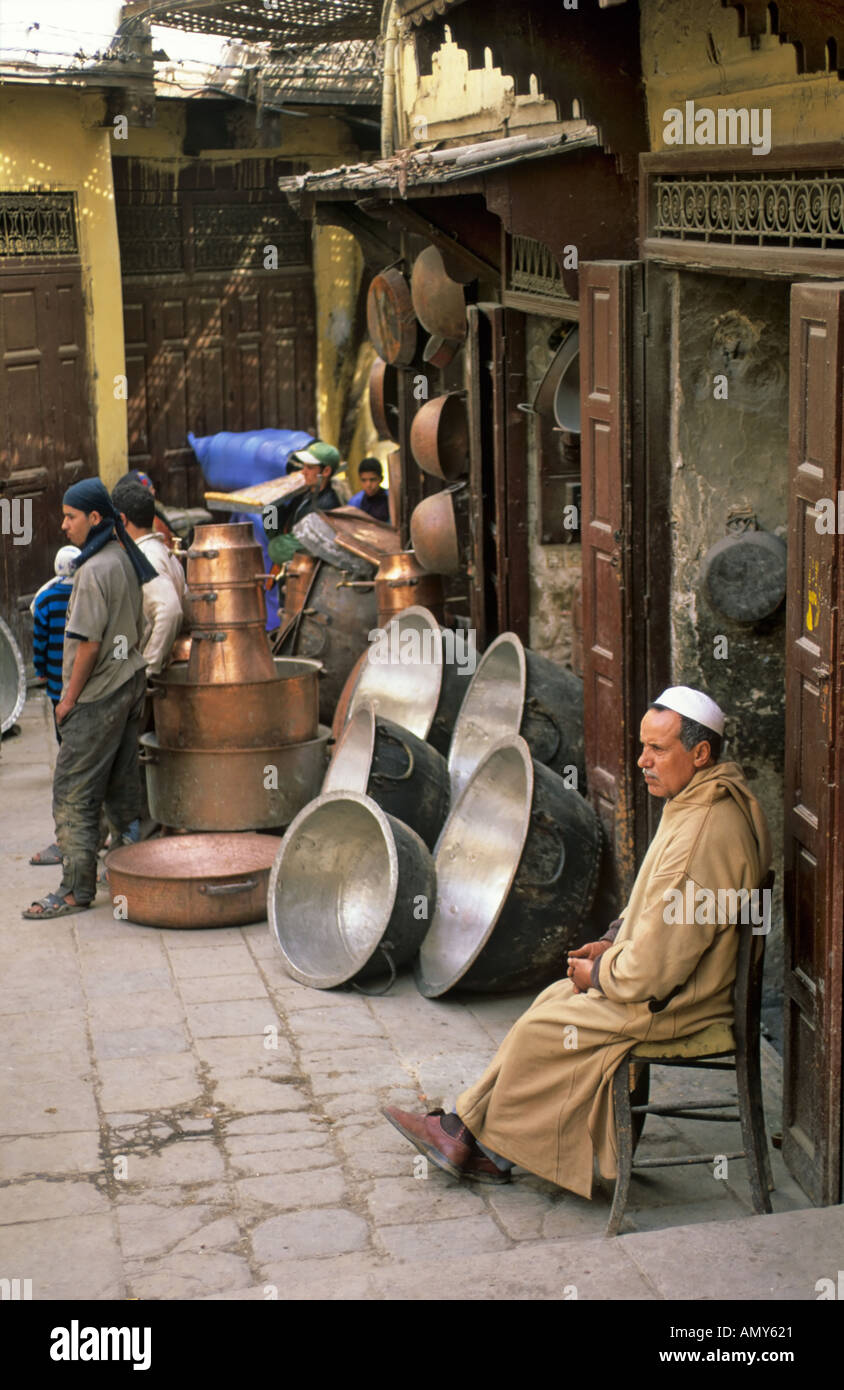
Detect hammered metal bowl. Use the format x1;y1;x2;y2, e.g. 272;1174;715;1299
268;790;436;989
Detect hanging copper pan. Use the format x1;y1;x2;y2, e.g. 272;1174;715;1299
367;268;418;367
410;392;469;482
410;486;462;575
423;334;461;370
369;356;401;442
410;245;467;342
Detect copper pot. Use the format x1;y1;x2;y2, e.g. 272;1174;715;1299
169;633;192;665
150;656;320;750
410;392;469;482
186;624;277;684
283;552;319;617
410;487;462;575
139;728;332;831
186;523;265;587
104;833;281;929
410;245;467;342
367;267;418;367
186;580;267;629
375;552;445;628
369;356;400;443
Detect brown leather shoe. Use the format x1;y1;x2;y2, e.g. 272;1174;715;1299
381;1107;511;1184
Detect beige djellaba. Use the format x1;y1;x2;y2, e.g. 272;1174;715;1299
456;760;772;1198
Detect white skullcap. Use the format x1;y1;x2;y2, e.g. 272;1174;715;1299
54;545;81;579
653;686;725;736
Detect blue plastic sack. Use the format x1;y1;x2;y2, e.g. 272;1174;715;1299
188;428;313;493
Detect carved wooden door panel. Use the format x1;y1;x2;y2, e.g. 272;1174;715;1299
0;263;90;656
783;281;844;1205
579;260;648;907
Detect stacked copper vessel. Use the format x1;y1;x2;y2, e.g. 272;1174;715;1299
142;522;331;831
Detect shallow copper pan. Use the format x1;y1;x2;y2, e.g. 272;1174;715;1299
410;246;467;342
410;489;461;574
367;268;418;367
104;833;281;929
369;356;401;442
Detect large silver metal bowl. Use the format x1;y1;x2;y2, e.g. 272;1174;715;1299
268;790;436;990
448;631;585;801
417;734;601;997
345;606;468;754
0;616;26;734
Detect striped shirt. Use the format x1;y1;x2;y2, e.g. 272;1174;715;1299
32;579;73;703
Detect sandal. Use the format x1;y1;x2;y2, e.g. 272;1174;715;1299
29;843;62;866
22;891;90;920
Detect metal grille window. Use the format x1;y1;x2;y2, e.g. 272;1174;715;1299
116;205;183;274
0;193;78;257
652;171;844;249
510;234;571;300
193;203;308;270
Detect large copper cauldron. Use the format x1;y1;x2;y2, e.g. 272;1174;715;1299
150;657;320;750
140;727;332;831
416;736;602;997
375;552;444;630
268;790;436;989
187;624;277;684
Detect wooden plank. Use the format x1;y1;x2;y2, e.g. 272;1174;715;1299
465;304;486;648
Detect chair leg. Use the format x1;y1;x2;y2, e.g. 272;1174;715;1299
630;1060;650;1153
606;1061;635;1236
735;1047;773;1214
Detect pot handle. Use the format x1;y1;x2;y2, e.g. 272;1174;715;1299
524;696;562;761
192;591;218;602
199;879;259;896
147;685;166;698
520;811;566;889
336;580;375;590
186;548;219;560
351;939;397;996
371;728;415;784
138;749;159;765
191;631;228;643
386;576;419;589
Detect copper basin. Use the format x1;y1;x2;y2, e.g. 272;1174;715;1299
104;833;281;929
186;623;277;684
410;245;467;342
410;392;469;482
150;656;320;750
409;489;461;574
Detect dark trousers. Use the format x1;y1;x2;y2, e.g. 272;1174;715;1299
53;669;146;906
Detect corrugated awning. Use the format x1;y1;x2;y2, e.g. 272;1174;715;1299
122;1;382;45
279;127;599;200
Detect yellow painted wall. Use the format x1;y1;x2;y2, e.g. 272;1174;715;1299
641;0;844;150
0;86;127;487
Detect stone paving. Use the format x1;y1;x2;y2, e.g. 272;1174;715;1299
0;693;831;1302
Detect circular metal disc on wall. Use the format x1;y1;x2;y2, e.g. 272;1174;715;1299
701;531;787;623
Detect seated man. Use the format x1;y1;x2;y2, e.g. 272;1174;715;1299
384;686;772;1195
348;457;390;523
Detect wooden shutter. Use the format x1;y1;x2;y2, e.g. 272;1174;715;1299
783;281;844;1205
579;261;646;904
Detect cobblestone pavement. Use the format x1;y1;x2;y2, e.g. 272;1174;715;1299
0;695;826;1302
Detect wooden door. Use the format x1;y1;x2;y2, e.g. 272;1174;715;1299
579;260;649;906
0;263;90;656
783;281;844;1205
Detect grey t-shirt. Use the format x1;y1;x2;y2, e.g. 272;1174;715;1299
62;541;147;703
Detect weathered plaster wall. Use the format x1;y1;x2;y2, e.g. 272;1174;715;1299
0;86;127;485
667;266;788;1017
525;316;581;669
642;0;844;149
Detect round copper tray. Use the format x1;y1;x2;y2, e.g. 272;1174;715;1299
105;833;281;929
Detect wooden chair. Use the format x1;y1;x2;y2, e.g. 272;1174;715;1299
606;870;775;1236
